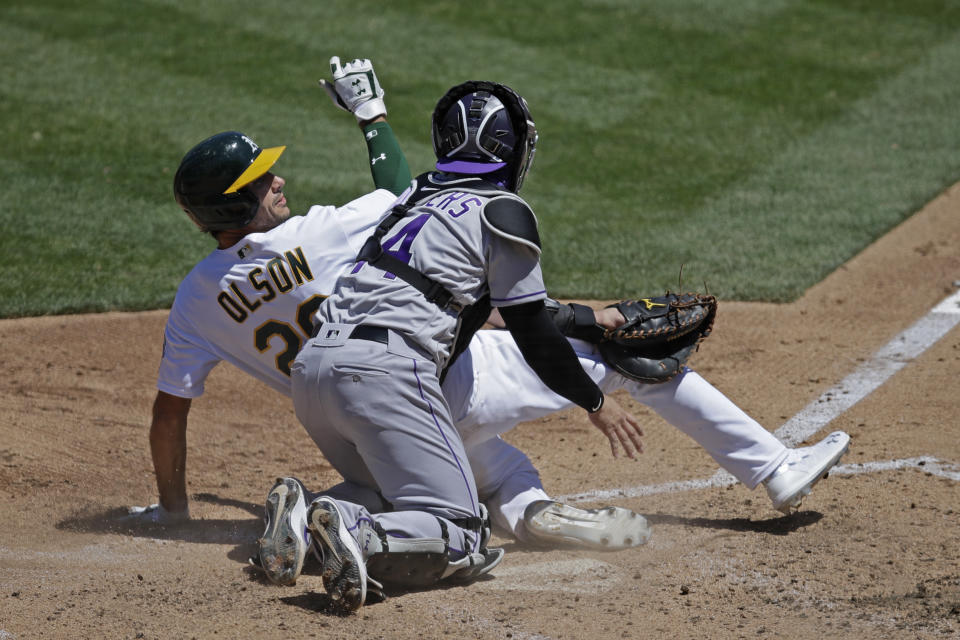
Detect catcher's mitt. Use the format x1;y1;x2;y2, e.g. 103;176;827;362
599;293;717;384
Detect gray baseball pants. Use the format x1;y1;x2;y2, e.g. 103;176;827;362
290;324;481;559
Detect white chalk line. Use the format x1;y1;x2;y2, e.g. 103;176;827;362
776;287;960;446
558;456;960;503
829;455;960;480
480;558;618;594
558;288;960;505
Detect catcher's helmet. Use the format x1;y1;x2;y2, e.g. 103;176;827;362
431;81;538;192
173;131;286;231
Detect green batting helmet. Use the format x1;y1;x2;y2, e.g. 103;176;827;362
173;131;286;231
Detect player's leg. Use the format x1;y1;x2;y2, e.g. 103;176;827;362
448;329;787;483
449;330;846;513
447;331;653;548
444;330;610;448
306;343;481;526
469;436;651;549
290;337;495;605
620;368;849;511
628;368;789;488
310;480;391;514
467;435;549;537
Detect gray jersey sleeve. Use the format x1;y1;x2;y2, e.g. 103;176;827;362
484;231;546;308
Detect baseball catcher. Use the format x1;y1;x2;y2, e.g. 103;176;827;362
548;292;718;384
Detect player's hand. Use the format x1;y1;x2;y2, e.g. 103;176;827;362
594;306;626;331
125;503;190;525
318;56;387;123
587;395;644;459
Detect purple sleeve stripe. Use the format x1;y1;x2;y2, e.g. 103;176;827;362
490;290;547;303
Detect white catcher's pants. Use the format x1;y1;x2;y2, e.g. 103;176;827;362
443;330;789;538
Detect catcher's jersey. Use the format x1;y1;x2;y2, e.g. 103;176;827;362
319;173;547;369
156;189;398;398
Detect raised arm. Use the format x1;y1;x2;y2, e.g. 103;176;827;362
320;56;412;195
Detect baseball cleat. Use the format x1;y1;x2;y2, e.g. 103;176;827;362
523;501;652;550
764;431;851;514
444;546;506;585
472;546;505;578
308;497;368;614
258;477;310;586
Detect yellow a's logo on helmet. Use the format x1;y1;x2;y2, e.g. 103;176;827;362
240;135;259;155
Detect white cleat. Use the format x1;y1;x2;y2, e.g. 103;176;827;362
308;497;369;614
523;501;652;550
764;431;851;514
258;477;310;586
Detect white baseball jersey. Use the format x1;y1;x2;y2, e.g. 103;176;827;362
157;189;398;398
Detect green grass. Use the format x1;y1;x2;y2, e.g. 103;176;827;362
3;0;960;316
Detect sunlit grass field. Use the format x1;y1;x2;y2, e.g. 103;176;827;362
3;0;960;316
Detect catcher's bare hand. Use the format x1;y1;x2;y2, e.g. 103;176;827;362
594;306;626;331
588;395;644;459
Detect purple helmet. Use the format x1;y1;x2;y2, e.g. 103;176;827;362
431;81;538;192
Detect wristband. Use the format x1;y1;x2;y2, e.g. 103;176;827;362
587;392;604;414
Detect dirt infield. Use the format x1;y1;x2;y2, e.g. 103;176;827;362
2;185;959;639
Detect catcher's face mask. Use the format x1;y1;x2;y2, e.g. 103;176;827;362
432;81;537;192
